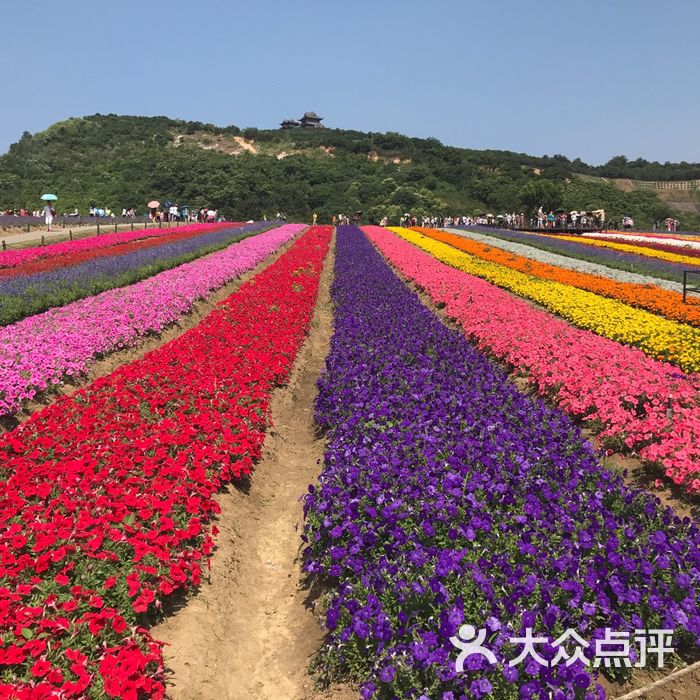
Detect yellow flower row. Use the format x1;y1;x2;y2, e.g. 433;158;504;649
388;227;700;373
540;232;700;266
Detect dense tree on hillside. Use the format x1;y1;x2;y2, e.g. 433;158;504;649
519;180;564;213
0;115;697;227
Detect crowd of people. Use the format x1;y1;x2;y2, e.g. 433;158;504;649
378;213;528;228
1;203;687;235
144;204;230;223
1;202;228;233
0;204;225;222
653;217;682;232
1;207;63;217
329;213;361;226
1;206;131;218
530;208;606;229
375;208;610;231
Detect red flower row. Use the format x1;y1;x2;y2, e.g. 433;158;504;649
0;226;331;698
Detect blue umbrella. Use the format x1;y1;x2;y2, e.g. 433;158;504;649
40;193;58;201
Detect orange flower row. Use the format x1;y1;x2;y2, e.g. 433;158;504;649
413;228;700;327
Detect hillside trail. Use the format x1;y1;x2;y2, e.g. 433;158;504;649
153;232;355;700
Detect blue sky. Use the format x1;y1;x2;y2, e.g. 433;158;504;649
2;0;698;164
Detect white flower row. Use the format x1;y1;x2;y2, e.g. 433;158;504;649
584;232;700;250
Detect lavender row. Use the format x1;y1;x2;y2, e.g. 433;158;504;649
0;221;270;326
0;224;305;417
453;226;700;283
302;225;700;699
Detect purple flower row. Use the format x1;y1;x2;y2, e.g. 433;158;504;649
303;225;700;699
454;226;700;283
0;224;305;417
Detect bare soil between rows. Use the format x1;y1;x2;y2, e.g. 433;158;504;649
152;233;355;699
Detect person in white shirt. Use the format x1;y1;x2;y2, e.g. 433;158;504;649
42;203;54;231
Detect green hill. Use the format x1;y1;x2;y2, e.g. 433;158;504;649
1;114;698;228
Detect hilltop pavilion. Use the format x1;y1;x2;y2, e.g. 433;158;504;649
299;112;323;128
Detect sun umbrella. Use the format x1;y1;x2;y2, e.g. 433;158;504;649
148;200;160;209
41;193;58;201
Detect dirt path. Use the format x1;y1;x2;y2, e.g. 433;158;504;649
0;222;156;248
153;233;355;700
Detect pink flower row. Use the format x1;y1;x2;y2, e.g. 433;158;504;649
364;226;700;494
0;224;305;417
0;222;233;269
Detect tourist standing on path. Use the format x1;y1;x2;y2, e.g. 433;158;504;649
42;202;54;231
312;211;318;225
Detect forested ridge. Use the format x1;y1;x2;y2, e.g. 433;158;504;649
1;114;698;226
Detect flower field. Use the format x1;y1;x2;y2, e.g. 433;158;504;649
603;230;700;244
0;217;698;700
366;226;700;493
0;224;244;280
388;227;700;373
303;225;700;699
0;223;237;270
543;233;700;265
415;227;700;327
0;223;240;273
0;225;331;698
0;221;272;326
453;226;699;283
0;223;304;417
581;232;700;256
444;227;686;296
